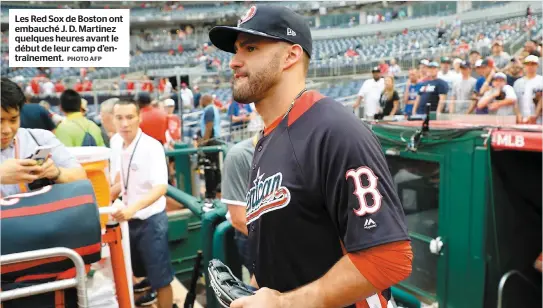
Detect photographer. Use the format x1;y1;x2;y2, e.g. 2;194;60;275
476;72;518;116
0;78;86;197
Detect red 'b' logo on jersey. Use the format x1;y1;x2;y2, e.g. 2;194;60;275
238;6;257;26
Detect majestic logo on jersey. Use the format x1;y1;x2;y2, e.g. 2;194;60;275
245;169;291;224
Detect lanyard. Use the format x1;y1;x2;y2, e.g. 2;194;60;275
120;133;142;194
12;137;28;193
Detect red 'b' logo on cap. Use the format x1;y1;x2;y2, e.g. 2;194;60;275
238;6;257;26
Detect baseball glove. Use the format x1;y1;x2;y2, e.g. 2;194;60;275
208;259;255;307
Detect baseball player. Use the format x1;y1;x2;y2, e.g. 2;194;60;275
209;5;412;308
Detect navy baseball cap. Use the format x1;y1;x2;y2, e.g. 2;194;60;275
460;60;471;69
209;5;312;58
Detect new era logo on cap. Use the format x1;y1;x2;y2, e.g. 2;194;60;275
287;28;296;36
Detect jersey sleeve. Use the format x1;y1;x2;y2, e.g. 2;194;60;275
438;80;449;95
319;119;410;252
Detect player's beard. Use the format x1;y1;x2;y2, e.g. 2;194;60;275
232;52;282;104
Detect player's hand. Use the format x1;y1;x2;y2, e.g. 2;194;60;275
526;116;538;124
230;288;283;308
112;207;136;222
36;157;60;181
0;159;41;184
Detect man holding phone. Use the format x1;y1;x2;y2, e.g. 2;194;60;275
0;77;86;197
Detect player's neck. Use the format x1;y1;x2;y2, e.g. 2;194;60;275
256;79;306;128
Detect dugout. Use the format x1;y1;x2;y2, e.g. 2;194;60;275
370;119;542;308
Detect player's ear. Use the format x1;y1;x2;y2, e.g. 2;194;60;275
283;44;304;71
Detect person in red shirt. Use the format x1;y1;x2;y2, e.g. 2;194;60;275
138;94;168;145
54;80;66;93
164;99;181;145
73;79;83;92
82;78;92;92
141;75;154;93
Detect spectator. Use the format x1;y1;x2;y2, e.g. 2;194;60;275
55;90;105;147
489;41;511;70
141;75;154;92
473;59;494;114
164;99;181;148
452;58;463;75
179;82;194;111
41;78;55;96
353;67;384;119
163;78;173;96
344;47;358;58
474;33;491;51
375;76;400;119
477;72;518;116
525;40;541;57
99;97;119;147
54;79;66;93
228;100;253;141
514;55;543;123
389;59;401;76
80;98;89;116
451;61;477;114
198;94;222;200
109;100;174;308
0;77;86;197
412;62;449;115
193;86;201;109
469;50;482;77
73;79;83;92
82;77;93;92
418;59;430;82
20;94;56;131
221;135;256;275
378;59;389;75
403;68;421;116
138;93;168;146
39;100;64;126
438;57;460;96
505;58;524;86
456;39;470;55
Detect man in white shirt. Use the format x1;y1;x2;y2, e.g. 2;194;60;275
513;55;543;124
163;78;173;96
438;57;460;96
353;67;384;119
110;100;173;308
179;82;194;111
450;61;477;114
41;78;55;96
477;72;517;116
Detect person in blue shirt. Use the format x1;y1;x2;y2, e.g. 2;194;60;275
412;62;449;115
227;100;253;127
471;59;493;114
403;68;421;115
20;95;56;131
199;94;222;200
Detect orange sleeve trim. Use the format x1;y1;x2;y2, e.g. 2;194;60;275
347;241;413;291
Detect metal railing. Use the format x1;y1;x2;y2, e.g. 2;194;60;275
0;247;88;307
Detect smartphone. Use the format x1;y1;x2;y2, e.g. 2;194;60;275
28;145;53;165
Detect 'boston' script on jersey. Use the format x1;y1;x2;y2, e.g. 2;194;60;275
245;169;291;224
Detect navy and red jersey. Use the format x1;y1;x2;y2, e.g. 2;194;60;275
246;91;409;307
